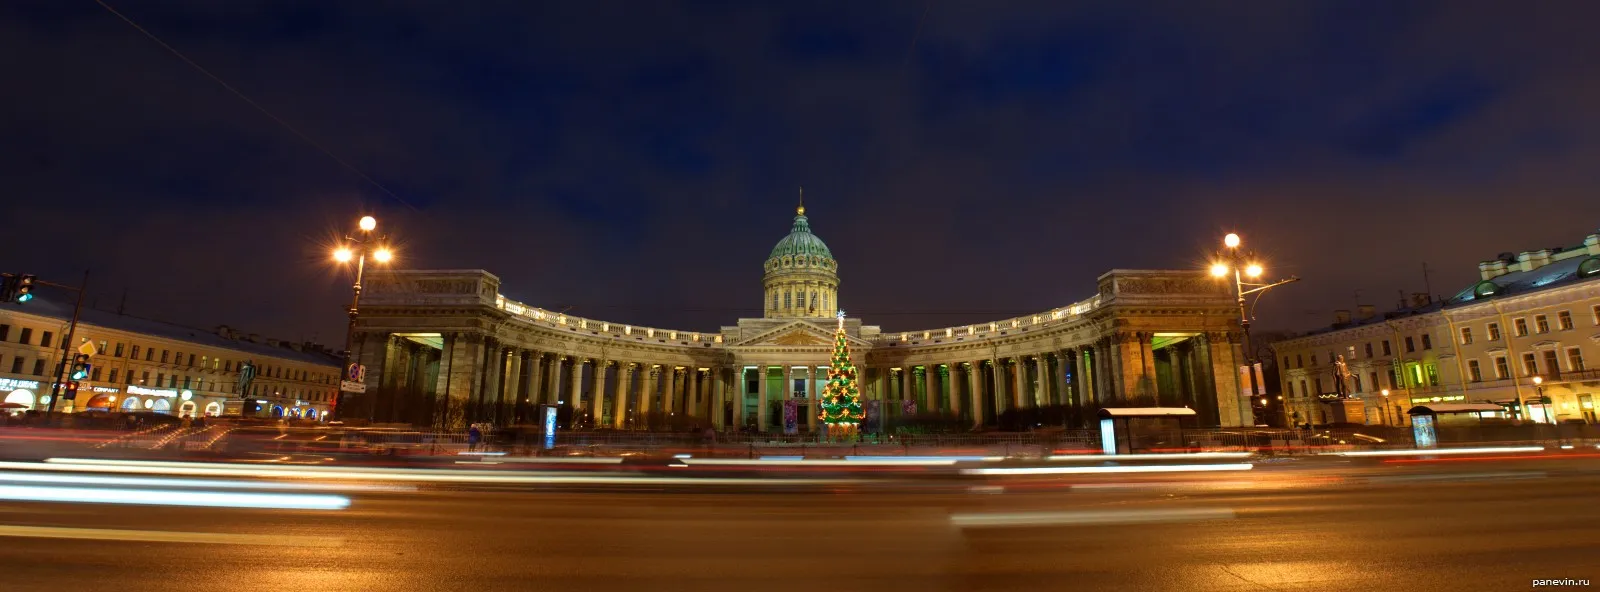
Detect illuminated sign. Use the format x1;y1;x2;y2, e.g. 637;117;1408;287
127;385;179;398
91;386;120;394
1099;418;1116;455
0;378;41;392
543;406;558;450
1410;395;1465;404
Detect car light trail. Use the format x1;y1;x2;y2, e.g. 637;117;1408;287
0;484;351;510
0;524;344;546
28;459;848;486
960;463;1254;476
950;507;1236;528
1330;446;1545;457
0;471;415;492
1045;452;1252;461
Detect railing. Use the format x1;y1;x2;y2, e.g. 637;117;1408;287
867;295;1102;347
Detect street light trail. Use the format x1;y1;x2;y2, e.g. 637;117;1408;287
950;507;1236;528
1330;446;1545;457
0;470;416;492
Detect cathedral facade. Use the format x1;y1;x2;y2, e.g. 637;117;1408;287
351;205;1249;431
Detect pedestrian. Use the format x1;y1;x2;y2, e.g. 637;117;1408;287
468;424;482;452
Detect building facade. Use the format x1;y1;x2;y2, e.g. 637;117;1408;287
0;300;342;420
1273;229;1600;426
351;205;1252;431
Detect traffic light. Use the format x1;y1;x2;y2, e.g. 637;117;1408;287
63;380;79;401
13;274;35;303
70;353;91;381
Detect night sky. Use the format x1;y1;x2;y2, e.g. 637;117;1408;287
4;1;1600;347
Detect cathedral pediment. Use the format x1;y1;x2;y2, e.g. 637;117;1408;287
730;320;870;348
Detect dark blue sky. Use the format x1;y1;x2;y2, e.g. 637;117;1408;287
4;1;1600;346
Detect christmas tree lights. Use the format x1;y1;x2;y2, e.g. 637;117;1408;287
819;310;864;430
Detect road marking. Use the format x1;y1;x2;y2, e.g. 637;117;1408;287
951;507;1236;528
0;484;350;510
961;463;1253;476
0;524;343;546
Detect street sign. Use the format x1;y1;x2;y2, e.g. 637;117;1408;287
340;380;367;394
77;341;98;356
346;364;367;383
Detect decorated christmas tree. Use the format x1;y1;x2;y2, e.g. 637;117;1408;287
819;310;864;431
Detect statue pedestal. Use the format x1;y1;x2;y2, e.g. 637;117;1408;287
1325;398;1366;425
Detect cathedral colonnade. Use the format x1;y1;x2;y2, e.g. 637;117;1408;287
351;205;1248;431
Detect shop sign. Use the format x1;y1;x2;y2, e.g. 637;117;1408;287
128;385;179;398
0;378;41;392
91;386;120;394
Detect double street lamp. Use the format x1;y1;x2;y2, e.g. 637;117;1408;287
1209;232;1299;424
331;215;393;421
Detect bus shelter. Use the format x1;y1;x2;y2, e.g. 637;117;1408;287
1096;407;1198;455
1406;403;1504;449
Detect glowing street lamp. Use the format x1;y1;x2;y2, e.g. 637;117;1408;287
330;215;394;421
1207;232;1299;425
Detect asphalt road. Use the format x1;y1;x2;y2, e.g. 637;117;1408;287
1;454;1598;591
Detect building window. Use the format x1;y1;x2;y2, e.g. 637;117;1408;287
213;358;221;370
196;377;204;391
0;324;8;341
1534;315;1550;334
114;342;124;357
1405;336;1416;353
1486;323;1501;341
1459;327;1473;345
145;347;153;361
188;354;196;366
224;361;232;372
1493;356;1510;380
91;367;102;381
1467;360;1482;382
1382;340;1392;356
1557;310;1574;331
174;352;183;366
1296;354;1303;368
771;292;778;310
1593;304;1600;325
1327;352;1335;364
1567;348;1585;372
1364;343;1373;358
156;373;164;386
160;350;169;363
1283;356;1290;368
1299;380;1308;398
10;358;23;374
168;375;177;388
130;345;141;359
20;328;33;345
1514;318;1529;337
183;376;192;389
1421;334;1432;350
1388;368;1399;389
30;359;46;375
95;340;106;355
1314;377;1324;394
1544;350;1561;379
784;291;791;310
1426;364;1439;386
109;369;119;383
1352;374;1363;392
1522;353;1538;376
40;331;53;348
141;371;149;384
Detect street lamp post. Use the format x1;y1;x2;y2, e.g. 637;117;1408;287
1381;389;1391;426
332;215;393;422
1209;233;1299;425
1529;376;1544;424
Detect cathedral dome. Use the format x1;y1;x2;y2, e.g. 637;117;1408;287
767;211;834;261
762;199;839;319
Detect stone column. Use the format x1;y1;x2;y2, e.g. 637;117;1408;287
1010;356;1025;409
990;358;1005;416
759;365;774;432
968;362;984;429
1208;332;1246;427
711;367;725;429
920;365;935;414
735;366;748;429
615;362;633;430
543;354;560;405
806;366;818;432
641;365;658;417
899;368;913;413
502;349;522;426
569;358;585;419
665;367;679;416
1054;351;1070;407
947;364;962;418
689;368;702;419
595;359;612;427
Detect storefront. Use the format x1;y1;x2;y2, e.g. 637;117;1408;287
1;378;44;413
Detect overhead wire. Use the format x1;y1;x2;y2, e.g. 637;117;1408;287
93;0;417;211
